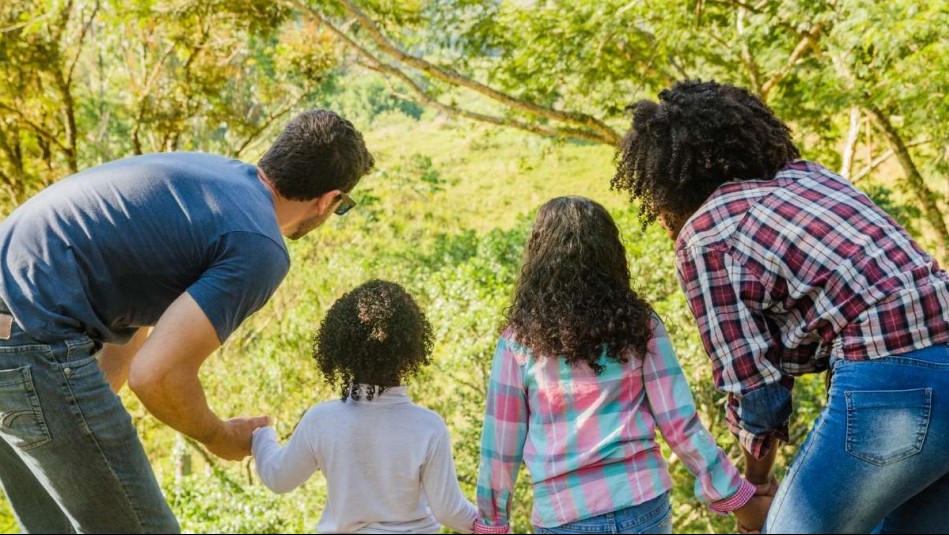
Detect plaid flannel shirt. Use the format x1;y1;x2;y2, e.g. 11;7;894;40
675;160;949;459
475;316;752;531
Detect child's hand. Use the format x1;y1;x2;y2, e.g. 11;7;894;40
734;495;773;534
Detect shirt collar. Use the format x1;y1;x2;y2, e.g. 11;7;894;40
351;385;411;405
674;159;813;251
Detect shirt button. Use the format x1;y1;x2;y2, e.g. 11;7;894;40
63;367;73;378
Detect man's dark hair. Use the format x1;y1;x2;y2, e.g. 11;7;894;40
259;110;375;200
505;196;655;374
313;280;432;402
611;80;800;226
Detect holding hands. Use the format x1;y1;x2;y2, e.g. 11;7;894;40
735;477;779;534
205;415;273;461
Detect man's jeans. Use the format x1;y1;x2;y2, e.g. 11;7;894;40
0;316;179;533
766;344;949;533
533;492;672;534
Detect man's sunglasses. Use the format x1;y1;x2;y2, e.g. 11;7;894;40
335;192;357;216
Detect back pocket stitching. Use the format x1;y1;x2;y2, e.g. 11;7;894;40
0;367;52;451
845;388;931;466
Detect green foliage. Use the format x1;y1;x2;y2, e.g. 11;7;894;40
0;1;943;532
322;75;425;124
171;475;315;534
861;183;923;236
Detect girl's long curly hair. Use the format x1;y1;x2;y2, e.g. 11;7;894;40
611;79;800;226
313;280;432;402
504;196;654;374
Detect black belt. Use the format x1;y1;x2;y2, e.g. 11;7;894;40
0;298;9;315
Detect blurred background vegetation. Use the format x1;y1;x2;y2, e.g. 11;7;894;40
1;0;947;533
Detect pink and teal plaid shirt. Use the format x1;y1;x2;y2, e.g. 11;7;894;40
475;316;753;531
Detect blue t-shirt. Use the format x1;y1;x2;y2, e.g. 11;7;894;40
0;152;290;344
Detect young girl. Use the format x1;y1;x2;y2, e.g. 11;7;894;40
474;197;768;534
252;280;477;534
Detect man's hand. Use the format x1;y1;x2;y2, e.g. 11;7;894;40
734;495;773;534
204;416;273;461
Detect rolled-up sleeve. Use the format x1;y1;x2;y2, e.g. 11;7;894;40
676;246;794;459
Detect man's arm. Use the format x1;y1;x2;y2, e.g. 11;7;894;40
127;292;270;461
99;328;149;393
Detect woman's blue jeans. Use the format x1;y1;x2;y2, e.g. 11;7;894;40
766;344;949;533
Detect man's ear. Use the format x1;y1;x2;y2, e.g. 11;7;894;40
315;189;342;215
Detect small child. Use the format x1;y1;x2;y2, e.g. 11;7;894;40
252;280;477;534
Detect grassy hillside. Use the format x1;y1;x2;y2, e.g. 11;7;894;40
1;112;830;534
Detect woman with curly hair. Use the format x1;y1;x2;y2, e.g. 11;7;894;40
473;197;769;535
612;80;949;533
252;280;477;534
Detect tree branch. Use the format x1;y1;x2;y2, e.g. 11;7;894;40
866;105;948;256
735;6;764;95
839;107;861;179
298;0;620;145
233;99;303;157
704;0;813;38
362;61;609;143
0;8;56;33
305;7;612;144
50;0;76;44
760;23;824;100
851;138;931;184
0;102;69;154
65;1;101;87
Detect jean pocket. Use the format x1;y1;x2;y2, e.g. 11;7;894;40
845;388;931;466
619;500;672;535
0;366;52;451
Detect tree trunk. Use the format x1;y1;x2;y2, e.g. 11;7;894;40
866;105;949;260
839;107;860;179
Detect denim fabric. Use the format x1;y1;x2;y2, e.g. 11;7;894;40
533;493;672;534
0;317;179;534
765;344;949;533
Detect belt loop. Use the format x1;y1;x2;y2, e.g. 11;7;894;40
48;340;70;363
62;337;98;361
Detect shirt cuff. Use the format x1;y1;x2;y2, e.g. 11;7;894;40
709;478;757;514
251;426;277;456
734;426;789;460
474;521;510;534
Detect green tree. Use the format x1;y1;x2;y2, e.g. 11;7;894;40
0;0;338;206
297;0;949;255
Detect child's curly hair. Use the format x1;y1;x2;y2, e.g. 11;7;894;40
313;280;433;402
